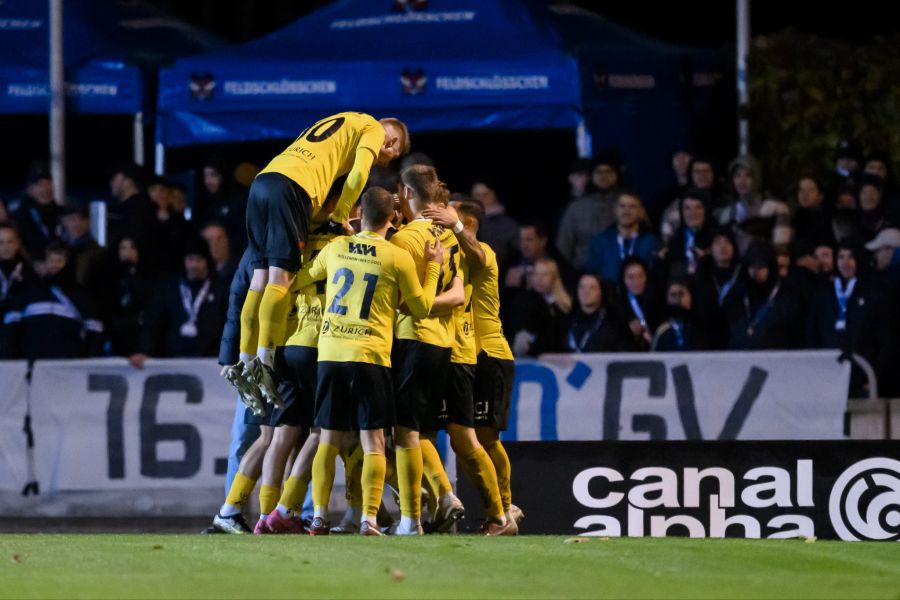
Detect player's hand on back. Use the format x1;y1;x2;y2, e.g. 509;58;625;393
422;205;459;228
425;239;445;264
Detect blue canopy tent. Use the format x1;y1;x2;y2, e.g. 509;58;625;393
0;0;218;161
156;0;582;169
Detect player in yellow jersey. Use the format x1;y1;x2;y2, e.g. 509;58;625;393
293;187;444;536
425;197;524;530
235;112;410;412
423;197;517;535
389;164;466;535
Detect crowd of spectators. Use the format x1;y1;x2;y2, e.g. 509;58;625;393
1;138;899;398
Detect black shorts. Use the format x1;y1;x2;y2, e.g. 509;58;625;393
315;361;394;431
473;352;514;430
391;339;451;432
244;346;316;428
440;363;476;428
246;172;311;272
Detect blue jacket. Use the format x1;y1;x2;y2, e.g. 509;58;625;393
584;227;660;283
218;249;253;365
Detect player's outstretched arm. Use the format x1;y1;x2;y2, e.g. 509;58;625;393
331;148;376;224
293;243;331;289
398;240;444;319
422;205;486;270
431;276;465;314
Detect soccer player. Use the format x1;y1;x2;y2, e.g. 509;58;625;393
232;113;410;409
424;198;516;535
294;187;444;536
425;198;524;529
389;165;466;535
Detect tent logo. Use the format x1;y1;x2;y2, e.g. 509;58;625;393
393;0;429;11
401;68;427;95
189;72;215;100
828;457;900;541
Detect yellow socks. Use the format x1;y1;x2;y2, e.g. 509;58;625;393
311;442;340;517
460;447;504;521
224;472;256;511
361;452;386;520
279;474;311;514
483;439;512;512
396;446;423;519
421;439;453;496
341;445;364;510
239;290;262;357
257;284;290;364
259;484;280;516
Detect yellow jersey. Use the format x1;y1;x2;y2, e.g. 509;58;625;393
472;242;514;360
450;256;477;365
286;226;338;348
391;219;461;348
259;112;384;221
295;231;441;366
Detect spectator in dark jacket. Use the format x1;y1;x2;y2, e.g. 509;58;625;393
616;256;661;351
7;162;60;259
102;236;152;357
791;176;834;247
135;237;228;361
1;242;102;359
107;162;158;271
195;157;247;253
147;176;190;274
658;188;714;282
652;279;709;352
857;174;895;242
504;220;575;295
585;192;660;283
0;223;35;329
725;240;803;350
694;228;742;348
566;272;633;353
471;178;519;276
201;221;238;287
59;203;104;294
507;257;571;357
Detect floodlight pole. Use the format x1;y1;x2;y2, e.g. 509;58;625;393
49;0;66;204
736;0;750;155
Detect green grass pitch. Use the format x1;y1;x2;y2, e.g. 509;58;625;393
1;535;899;599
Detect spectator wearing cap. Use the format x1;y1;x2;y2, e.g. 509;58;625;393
790;176;834;247
471;178;519;276
107;162;157;261
716;155;791;252
865;228;900;397
584;192;660;284
1;242;103;360
824;138;864;201
134;237;228;363
59;203;104;294
556;154;624;270
806;240;877;397
196;157;247;254
6;161;60;259
651;279;709;352
565;273;633;353
857;174;895;242
724;240;803;350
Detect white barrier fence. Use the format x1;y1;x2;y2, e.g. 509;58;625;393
0;351;851;516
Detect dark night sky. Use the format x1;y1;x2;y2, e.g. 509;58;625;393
147;0;899;47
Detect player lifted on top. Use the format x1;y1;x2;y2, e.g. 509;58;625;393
293;187;444;535
227;112;410;409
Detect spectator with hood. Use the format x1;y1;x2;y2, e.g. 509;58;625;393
101;236;152;358
556;153;625;270
616;256;661;351
715;155;791;251
659;155;722;242
658;188;715;282
651;279;709;352
790;176;834;247
724;240;803;350
195;157;247;253
857;174;895;242
7;161;60;259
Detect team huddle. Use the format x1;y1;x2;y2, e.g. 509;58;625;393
205;112;521;536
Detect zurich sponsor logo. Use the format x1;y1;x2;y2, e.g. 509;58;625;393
829;457;900;541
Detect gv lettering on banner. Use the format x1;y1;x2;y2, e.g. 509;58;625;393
507;351;849;441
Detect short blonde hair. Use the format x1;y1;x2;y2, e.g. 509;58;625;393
379;117;410;156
